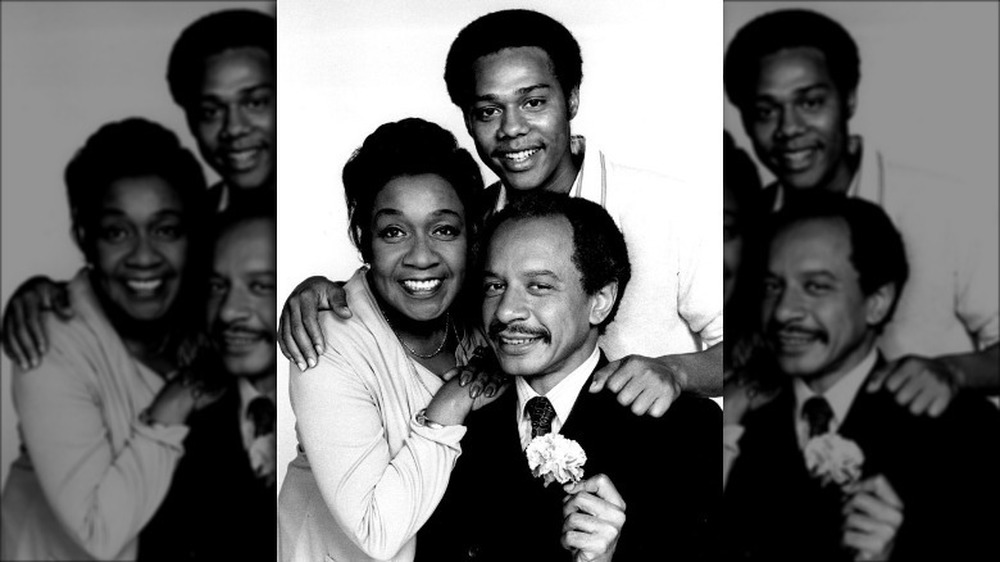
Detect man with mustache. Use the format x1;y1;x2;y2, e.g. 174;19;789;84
3;8;277;370
415;193;719;561
725;193;998;561
139;193;276;560
724;8;998;413
280;8;722;416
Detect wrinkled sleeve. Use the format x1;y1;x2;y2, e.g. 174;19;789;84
677;183;724;348
12;329;187;560
290;342;465;560
955;190;999;350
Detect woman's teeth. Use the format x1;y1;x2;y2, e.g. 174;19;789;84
126;279;162;292
402;279;442;293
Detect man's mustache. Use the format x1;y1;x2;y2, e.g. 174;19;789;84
487;319;551;343
767;322;828;343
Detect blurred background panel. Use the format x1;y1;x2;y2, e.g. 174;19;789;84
0;0;274;496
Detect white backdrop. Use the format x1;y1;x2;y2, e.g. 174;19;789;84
276;0;723;490
0;1;274;493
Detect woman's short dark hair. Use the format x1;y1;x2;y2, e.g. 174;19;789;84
166;9;276;110
444;9;583;109
64;117;208;252
724;9;860;111
342;118;484;264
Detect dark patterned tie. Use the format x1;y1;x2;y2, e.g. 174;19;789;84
802;396;834;438
247;396;275;438
525;396;557;439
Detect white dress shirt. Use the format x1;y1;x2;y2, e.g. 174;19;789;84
492;136;723;360
792;348;878;450
515;345;601;450
237;378;276;480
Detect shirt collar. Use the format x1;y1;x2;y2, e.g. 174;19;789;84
793;346;878;429
238;377;275;413
515;344;601;429
773;134;871;211
494;135;589;212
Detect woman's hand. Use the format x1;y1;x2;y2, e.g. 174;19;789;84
2;276;73;370
144;371;225;426
723;371;780;426
427;347;509;425
441;346;509;411
278;276;349;372
561;474;627;561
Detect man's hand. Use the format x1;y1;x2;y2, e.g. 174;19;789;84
841;474;904;561
278;276;349;371
2;276;72;370
587;355;683;418
865;355;958;417
561;473;627;561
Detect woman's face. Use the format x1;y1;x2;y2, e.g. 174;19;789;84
369;174;468;322
89;175;188;322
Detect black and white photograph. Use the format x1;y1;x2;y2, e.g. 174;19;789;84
275;1;722;560
0;2;276;560
3;0;997;560
722;2;999;560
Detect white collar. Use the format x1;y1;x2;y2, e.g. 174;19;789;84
515;344;601;430
494;135;591;212
793;347;878;430
773;135;881;211
238;376;275;413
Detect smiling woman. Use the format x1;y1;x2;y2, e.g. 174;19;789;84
277;118;494;561
0;118;214;561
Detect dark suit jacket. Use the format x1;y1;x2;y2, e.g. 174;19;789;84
138;382;276;561
726;361;1000;561
417;353;721;561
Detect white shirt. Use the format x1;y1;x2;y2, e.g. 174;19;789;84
772;136;999;359
792;348;878;450
237;378;276;480
492;136;723;361
515;345;601;450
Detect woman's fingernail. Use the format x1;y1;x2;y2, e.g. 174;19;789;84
314;345;323;355
307;357;317;369
296;361;306;371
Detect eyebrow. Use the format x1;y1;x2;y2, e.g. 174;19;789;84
756;84;830;102
97;209;184;219
474;83;551;103
199;84;273;102
372;209;463;220
524;269;561;280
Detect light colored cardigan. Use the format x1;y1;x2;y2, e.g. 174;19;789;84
279;268;482;561
0;270;188;561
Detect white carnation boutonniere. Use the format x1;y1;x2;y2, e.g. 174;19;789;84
804;433;865;487
526;433;587;487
